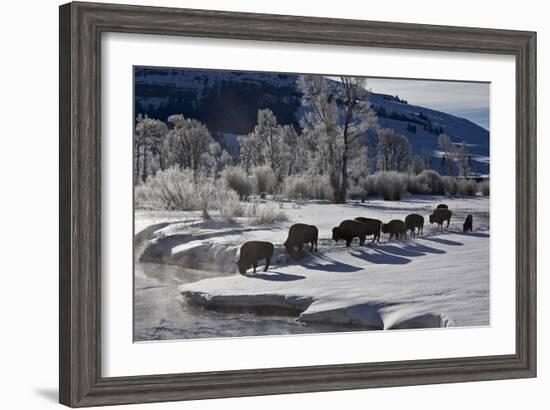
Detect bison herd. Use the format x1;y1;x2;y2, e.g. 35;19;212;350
236;204;475;274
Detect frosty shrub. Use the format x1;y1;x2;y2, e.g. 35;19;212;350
134;183;157;209
405;174;431;195
347;185;366;201
479;180;490;196
373;171;408;200
309;175;333;200
252;166;276;197
195;175;217;219
442;177;459;196
457;179;478;196
282;175;333;201
415;170;445;195
283;175;310;201
223;166;252;200
247;202;288;225
362;175;378;197
141;167;197;210
217;188;244;221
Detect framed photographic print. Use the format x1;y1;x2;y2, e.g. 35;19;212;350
59;1;536;407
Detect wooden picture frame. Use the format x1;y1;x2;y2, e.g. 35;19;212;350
59;1;536;407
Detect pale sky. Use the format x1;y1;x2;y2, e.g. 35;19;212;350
366;78;490;130
326;76;490;130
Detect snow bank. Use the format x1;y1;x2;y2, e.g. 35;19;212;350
179;232;489;330
138;196;489;271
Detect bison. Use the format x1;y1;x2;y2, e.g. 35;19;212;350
405;214;424;236
354;217;382;243
236;241;274;275
332;220;367;247
284;223;318;258
463;214;473;232
436;204;449;209
382;220;407;240
429;208;452;230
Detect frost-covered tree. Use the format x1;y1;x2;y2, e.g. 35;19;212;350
438;133;457;176
348;145;370;201
238;109;292;182
280;125;301;176
237;132;264;173
457;141;470;177
376;128;412;172
298;75;377;203
167;115;214;176
135;114;168;183
411;154;426;175
200;142;232;177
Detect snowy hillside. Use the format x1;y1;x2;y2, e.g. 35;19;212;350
135;67;489;175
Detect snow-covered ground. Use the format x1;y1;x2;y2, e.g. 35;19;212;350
136;195;490;336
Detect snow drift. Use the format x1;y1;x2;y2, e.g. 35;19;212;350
179;231;489;330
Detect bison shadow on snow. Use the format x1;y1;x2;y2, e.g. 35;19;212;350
453;231;490;238
350;248;411;265
422;236;464;246
247;271;306;281
301;254;364;273
349;240;445;265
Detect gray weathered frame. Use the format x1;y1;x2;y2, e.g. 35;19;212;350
59;1;536;407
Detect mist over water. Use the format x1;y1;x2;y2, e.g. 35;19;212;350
134;261;354;341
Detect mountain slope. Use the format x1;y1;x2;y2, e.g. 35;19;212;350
134;67;489;175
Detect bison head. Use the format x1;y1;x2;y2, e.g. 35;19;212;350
332;227;341;242
284;240;296;257
236;258;249;275
381;223;389;234
429;214;434;224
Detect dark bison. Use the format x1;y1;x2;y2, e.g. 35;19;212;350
463;214;473;232
354;217;382;243
332;220;368;247
429;208;452;230
236;241;274;275
284;223;318;258
436;204;449;209
382;220;407;240
405;214;424;236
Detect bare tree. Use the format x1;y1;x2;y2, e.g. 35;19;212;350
411;155;426;175
135;114;168;183
238;109;291;183
457;141;470;177
280;125;300;176
376;128;412;172
298;75;376;203
438;133;457;176
167;114;214;176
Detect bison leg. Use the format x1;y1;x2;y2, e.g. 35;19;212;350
264;257;270;272
253;262;257;273
346;239;351;247
360;235;366;246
